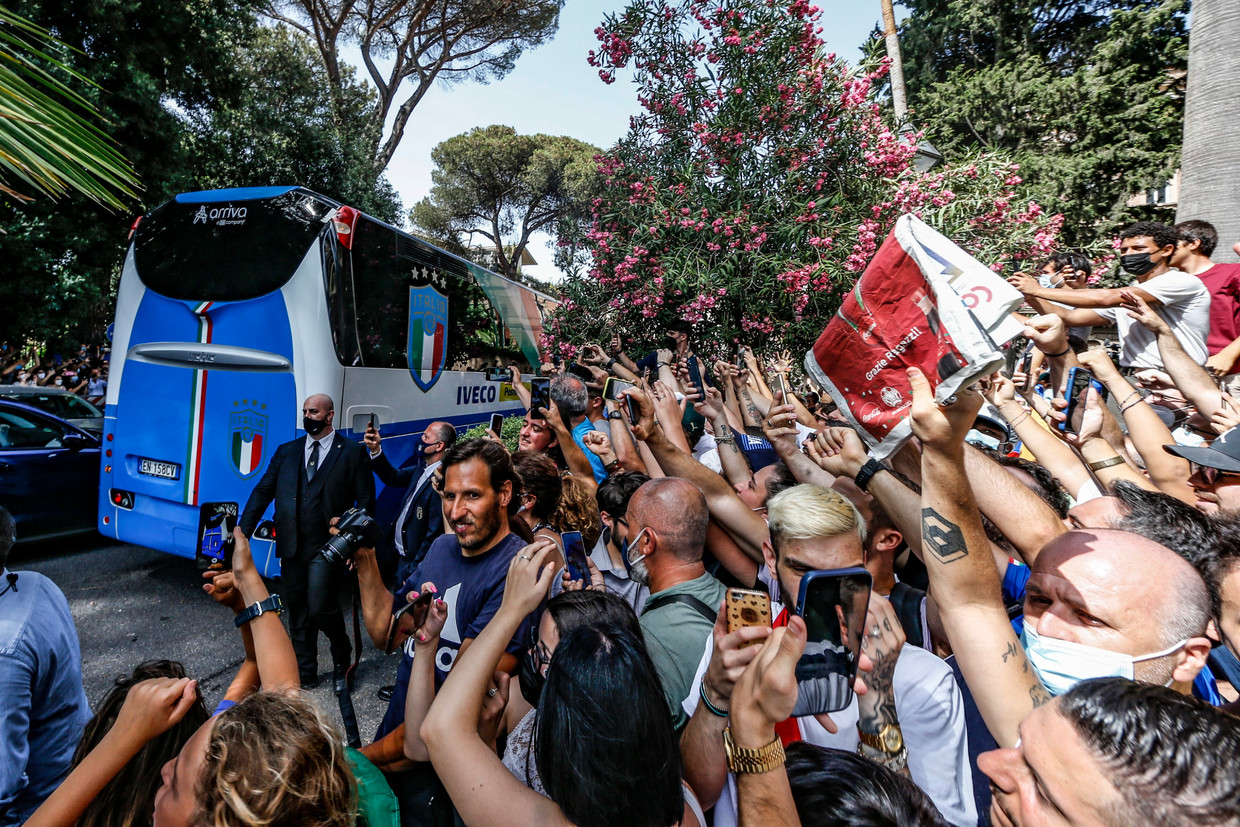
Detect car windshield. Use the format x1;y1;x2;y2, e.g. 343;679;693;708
0;409;65;449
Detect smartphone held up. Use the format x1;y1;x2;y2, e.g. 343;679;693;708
196;502;238;571
791;567;872;717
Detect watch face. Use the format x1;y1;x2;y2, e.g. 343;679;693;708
882;726;904;751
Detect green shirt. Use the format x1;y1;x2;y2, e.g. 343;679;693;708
639;571;727;730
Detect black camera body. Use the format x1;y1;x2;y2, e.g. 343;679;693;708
320;507;383;566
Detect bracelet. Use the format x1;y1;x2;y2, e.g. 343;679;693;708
605;358;616;370
1043;346;1071;358
605;457;620;473
1007;411;1031;430
657;361;670;368
1088;456;1127;471
1119;397;1144;414
1117;390;1140;410
700;681;729;717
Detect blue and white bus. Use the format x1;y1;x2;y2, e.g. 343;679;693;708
99;186;555;576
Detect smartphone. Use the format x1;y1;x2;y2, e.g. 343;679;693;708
385;592;433;654
485;367;508;382
369;413;376;431
530;377;551;417
196;502;238;571
791;567;873;717
772;372;789;404
726;588;772;645
489;413;504;434
1059;367;1093;434
562;531;590;583
624;393;640;426
604;377;635;401
1018;349;1034;384
567;362;594;382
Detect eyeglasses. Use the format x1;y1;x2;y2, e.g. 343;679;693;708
1190;463;1240;486
528;628;553;672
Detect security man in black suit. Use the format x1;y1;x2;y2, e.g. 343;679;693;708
363;419;455;590
240;393;374;691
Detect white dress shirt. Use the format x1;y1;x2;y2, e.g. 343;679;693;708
303;429;336;472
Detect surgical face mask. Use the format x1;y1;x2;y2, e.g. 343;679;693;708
518;647;546;707
1038;273;1060;289
53;378;63;386
625;527;651;586
36;372;45;379
966;429;1001;451
1021;625;1187;696
303;415;329;436
1120;252;1158;276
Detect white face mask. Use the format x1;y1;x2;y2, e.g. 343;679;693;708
1022;625;1188;696
966;429;1001;451
625;527;651;586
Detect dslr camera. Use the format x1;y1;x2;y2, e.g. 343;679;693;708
319;507;383;566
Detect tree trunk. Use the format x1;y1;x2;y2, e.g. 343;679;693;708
1177;0;1240;263
881;0;908;121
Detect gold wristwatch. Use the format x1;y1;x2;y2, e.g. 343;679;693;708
722;726;786;774
858;723;904;753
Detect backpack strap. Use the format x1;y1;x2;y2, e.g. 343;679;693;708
645;592;717;624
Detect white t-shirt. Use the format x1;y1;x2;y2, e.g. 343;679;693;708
1094;270;1211;369
681;603;977;827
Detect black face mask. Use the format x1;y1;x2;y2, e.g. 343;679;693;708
303;415;329;436
662;336;678;351
519;649;545;707
1120;252;1158;276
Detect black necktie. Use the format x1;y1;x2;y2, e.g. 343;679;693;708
307;440;320;481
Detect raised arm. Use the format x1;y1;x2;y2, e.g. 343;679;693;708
907;368;1047;748
626;387;769;560
697;384;757;488
1122;291;1226;418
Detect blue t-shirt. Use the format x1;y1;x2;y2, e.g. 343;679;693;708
376;531;535;739
0;571;91;826
572;418;607;483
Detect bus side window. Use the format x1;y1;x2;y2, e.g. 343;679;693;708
322;235;360;366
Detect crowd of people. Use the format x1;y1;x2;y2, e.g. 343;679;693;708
0;342;109;405
5;217;1240;827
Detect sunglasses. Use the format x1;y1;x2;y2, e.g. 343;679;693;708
1191;462;1240;486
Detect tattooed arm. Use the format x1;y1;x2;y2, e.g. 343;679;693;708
906;368;1048;749
857;595;909;776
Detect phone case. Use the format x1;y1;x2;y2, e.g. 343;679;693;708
726;589;772;644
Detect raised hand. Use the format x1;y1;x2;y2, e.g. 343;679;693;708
1022;314;1069;357
907;368;984;454
1121;290;1171;335
110;677;199;749
501;539;559;618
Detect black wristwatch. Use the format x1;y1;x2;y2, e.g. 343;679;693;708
853;458;886;492
235;594;284;628
606;411;624;421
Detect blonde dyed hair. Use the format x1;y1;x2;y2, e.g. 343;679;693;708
194;691;355;827
766;484;866;547
553;472;603;551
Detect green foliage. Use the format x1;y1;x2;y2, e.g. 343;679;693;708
462;415;523;453
181;25;401;223
410;125;600;277
884;0;1189;247
0;6;140;208
546;0;1060;359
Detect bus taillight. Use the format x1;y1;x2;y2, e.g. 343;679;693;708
128;215;142;240
331;206;360;249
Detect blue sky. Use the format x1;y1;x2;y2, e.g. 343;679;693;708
376;1;895;281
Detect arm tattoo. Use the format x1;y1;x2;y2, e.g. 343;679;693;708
920;508;969;563
1001;641;1019;663
1029;684;1052;708
858;654;899;734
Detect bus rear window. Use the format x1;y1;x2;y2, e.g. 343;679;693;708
132;191;331;301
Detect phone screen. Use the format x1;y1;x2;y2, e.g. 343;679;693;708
485;367;508;382
530;377;551;417
562;531;589;582
604;377;634;401
490;413;504;433
791;567;872;717
196;502;238;571
1060;367;1093;434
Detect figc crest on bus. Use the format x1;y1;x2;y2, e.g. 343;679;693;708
229;404;268;479
408;284;449;392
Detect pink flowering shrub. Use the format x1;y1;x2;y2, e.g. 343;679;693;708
547;0;1062;357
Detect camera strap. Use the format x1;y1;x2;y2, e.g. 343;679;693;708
335;570;364;748
644;592;716;624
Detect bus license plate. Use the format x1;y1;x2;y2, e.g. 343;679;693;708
139;458;181;480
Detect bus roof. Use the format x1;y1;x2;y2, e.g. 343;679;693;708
174;186;322;204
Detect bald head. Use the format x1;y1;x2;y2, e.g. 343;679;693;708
1034;529;1211;647
304;393;334;414
630;477;708;563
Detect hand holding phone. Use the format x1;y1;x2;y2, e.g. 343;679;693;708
1059;367;1093;434
385;592;434;654
530;377;551;418
489;413;504;435
562;531;589;583
485;367;508;382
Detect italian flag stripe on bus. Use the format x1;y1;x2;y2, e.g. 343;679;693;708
232;431;263;476
413;319;445;376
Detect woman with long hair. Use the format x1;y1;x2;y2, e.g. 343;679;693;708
420;538;703;827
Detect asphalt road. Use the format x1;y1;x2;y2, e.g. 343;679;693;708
12;532;398;744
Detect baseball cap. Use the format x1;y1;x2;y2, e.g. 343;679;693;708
1163;425;1240;473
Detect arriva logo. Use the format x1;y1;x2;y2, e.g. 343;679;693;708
193;205;248;226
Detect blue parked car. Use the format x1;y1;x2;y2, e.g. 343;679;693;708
0;399;100;542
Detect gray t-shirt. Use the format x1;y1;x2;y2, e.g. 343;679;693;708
639;571;727;730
